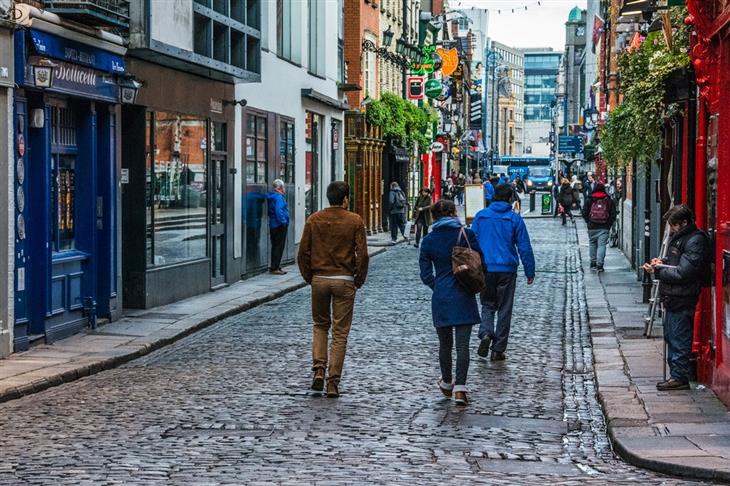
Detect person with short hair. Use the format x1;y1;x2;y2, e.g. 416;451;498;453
413;187;433;248
582;182;617;272
419;199;483;405
643;205;710;391
266;179;290;275
471;184;535;361
298;181;370;398
388;181;408;242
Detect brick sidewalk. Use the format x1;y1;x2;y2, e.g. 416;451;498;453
577;220;730;482
0;233;398;404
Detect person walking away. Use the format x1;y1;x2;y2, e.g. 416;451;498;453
388;181;408;243
455;173;466;206
643;205;710;391
443;179;455;201
483;176;495;208
413;188;433;248
419;199;483;405
298;181;370;398
558;179;575;225
471;184;535;361
514;175;526;194
266;179;290;275
582;182;617;272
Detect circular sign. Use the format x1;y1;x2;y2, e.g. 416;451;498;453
17;214;25;240
425;79;443;99
16;158;24;185
17;134;25;157
436;85;451;102
16;186;25;213
431;142;444;152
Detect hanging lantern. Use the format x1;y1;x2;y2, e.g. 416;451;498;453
424;79;443;99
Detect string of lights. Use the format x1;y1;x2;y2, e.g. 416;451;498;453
453;0;581;15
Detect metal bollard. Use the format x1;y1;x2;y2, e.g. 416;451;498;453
83;297;97;330
529;192;536;212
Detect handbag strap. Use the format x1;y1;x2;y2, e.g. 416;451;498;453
457;227;472;251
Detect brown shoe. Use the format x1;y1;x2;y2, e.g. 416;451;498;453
656;379;690;391
270;269;287;275
490;351;506;361
454;391;469;406
311;369;325;393
438;379;453;398
326;381;340;398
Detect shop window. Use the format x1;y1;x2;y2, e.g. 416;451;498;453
147;111;208;266
279;120;295;183
53;155;76;251
212;122;227;152
246;114;267;184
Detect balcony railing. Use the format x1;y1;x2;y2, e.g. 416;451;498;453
43;0;130;29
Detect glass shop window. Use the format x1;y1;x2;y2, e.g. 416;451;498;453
279;120;295;183
53;155;76;251
246;114;268;184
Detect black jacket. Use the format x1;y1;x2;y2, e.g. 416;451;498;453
581;192;617;230
656;224;710;311
558;185;574;206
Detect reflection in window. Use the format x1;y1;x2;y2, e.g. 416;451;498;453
53;155;76;251
148;111;208;266
279;120;295;183
246;114;267;184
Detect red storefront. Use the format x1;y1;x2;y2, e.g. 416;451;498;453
687;1;730;405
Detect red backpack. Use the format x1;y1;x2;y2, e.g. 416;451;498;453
589;197;610;224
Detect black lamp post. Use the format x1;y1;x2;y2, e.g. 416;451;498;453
383;26;394;47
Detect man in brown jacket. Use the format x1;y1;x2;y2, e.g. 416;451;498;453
298;181;369;398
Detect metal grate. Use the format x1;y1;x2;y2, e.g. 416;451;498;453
51;106;77;147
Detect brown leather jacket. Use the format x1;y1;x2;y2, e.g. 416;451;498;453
297;207;370;288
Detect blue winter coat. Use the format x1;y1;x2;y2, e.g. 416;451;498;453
484;181;495;202
472;201;535;277
419;218;483;328
266;191;290;229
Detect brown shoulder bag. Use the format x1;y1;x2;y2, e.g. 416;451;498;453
452;227;486;294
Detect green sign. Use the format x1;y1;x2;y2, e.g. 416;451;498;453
541;193;552;215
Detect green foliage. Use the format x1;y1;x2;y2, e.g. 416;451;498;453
600;7;691;169
366;92;438;154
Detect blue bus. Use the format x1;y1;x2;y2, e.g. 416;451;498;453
499;156;554;192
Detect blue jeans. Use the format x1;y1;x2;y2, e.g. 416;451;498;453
663;308;694;382
588;229;609;266
478;272;517;352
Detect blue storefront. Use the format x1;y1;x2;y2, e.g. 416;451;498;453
13;27;126;349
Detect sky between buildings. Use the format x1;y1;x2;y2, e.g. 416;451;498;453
451;0;589;51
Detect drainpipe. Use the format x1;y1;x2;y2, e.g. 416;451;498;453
693;94;708;358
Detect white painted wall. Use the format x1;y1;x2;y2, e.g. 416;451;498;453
0;86;13;357
150;0;194;51
233;0;346;252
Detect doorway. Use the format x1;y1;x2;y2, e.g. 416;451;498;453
210;154;226;287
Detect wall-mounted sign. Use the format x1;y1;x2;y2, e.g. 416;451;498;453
436;84;451;102
431;142;444;152
407;76;425;99
436;48;459;77
410;45;438;75
25;60;119;102
121;168;130;184
29;29;126;74
17;134;25;156
425;79;443;99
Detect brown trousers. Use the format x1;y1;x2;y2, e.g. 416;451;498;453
311;277;357;385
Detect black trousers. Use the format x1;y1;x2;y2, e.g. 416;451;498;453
270;225;288;270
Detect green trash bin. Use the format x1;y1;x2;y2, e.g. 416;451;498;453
541;193;552;215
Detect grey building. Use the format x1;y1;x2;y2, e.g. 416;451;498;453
523;48;561;156
490;40;524;156
563;7;587;132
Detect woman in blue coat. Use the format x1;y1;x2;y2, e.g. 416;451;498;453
419;199;483;405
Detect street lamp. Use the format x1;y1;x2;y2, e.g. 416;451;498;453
119;77;143;104
396;39;406;56
31;58;57;89
383;26;394;47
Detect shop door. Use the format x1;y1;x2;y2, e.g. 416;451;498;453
305;112;321;219
210;155;226;287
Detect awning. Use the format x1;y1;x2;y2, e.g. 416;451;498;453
301;88;349;111
30;29;126;75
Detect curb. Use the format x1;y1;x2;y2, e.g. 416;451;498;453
0;246;389;405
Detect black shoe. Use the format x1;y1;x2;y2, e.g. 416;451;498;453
597;265;604;273
414;243;419;248
656;379;689;391
490;351;506;361
590;262;597;270
311;370;325;393
326;381;340;398
477;337;491;358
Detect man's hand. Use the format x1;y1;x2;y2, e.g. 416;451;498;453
650;257;663;266
642;262;655;274
527;277;535;285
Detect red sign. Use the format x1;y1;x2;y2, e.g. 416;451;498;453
407;77;425;100
17;134;25;157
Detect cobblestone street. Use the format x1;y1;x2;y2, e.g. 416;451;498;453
0;220;701;485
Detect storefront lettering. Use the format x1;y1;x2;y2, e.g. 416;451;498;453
64;47;96;66
55;63;97;87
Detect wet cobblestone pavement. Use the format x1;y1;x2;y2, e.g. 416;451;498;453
0;220;706;484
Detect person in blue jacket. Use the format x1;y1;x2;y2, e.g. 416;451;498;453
419;199;483;406
471;184;535;361
483;176;496;207
266;179;290;275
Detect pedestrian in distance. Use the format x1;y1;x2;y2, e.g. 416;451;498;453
455;173;466;206
419;199;484;405
583;171;596;201
471;184;536;361
443;178;456;201
388;181;408;243
483;176;497;207
643;205;710;391
558;179;576;225
298;181;370;398
266;179;290;275
582;182;617;273
413;188;433;248
514;175;526;194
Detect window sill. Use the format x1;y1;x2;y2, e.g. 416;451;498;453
276;54;302;69
52;251;89;264
307;71;327;81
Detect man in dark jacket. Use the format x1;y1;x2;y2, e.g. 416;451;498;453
644;205;710;391
472;184;535;361
582;182;617;272
388;182;408;243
